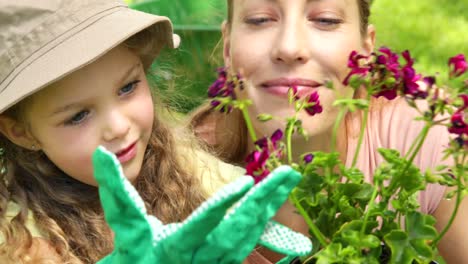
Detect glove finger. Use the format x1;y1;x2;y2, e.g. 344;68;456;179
163;176;254;252
195;166;301;263
92;147;155;250
258;220;312;256
93;146;149;218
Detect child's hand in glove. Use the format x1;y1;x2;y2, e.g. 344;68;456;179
93;146;312;264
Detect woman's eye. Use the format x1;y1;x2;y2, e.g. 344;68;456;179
119;80;141;96
65;110;89;126
312;18;343;28
245;17;274;26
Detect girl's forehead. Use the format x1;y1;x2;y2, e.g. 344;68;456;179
26;46;142;112
34;46;141;99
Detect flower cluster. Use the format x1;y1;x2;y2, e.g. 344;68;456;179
207;67;243;113
344;47;433;100
346;49;468;150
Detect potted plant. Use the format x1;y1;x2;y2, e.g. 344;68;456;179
207;48;467;263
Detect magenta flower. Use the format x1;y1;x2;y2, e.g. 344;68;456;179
245;149;270;183
423;76;436;88
374;87;397;100
459;94;468;112
208;67;240;99
208;67;228;98
448;112;468;136
377;47;401;79
208;67;243;113
270;129;283;145
254;129;283;156
304;91;323;116
246;129;284;183
303;154;314;164
401;50;428;99
343;51;371;86
448;54;467;77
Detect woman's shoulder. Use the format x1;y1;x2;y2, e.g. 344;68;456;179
193;148;246;196
189;102;220;146
367;96;449;149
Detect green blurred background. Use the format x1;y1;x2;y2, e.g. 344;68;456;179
125;0;468;113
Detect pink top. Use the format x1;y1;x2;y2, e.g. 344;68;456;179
197;97;448;264
345;97;447;215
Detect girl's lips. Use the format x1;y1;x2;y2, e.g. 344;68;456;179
116;142;137;163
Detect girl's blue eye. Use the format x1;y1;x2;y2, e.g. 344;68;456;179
119;80;141;96
65;110;89;126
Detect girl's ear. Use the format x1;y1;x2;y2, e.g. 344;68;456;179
363;24;376;55
221;21;231;68
0;116;40;151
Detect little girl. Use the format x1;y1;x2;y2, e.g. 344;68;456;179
0;1;309;263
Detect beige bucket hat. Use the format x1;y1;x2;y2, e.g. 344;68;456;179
0;0;179;114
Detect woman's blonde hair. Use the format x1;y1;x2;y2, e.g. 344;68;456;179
0;30;206;263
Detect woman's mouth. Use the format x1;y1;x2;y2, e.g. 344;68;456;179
116;142;137;163
260;78;322;98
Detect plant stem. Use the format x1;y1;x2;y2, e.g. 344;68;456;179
401;124;431;174
404;131;425;160
351;94;371;167
286;117;296;164
291;191;329;248
360;185;379;235
331;108;347;153
240;106;257;142
433;153;466;246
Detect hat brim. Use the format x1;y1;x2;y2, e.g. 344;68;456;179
0;7;174;113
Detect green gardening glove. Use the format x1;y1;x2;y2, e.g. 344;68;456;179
93;146;312;264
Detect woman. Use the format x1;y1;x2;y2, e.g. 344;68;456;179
190;0;468;263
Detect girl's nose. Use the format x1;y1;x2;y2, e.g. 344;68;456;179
102;110;130;142
271;21;310;65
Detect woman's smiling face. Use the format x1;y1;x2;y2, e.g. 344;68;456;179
223;0;374;138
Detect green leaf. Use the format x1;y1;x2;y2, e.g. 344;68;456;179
384;212;437;264
315;243;346;264
384;231;415;264
377;148;425;194
341;230;380;249
341;166;365;183
352;183;374;202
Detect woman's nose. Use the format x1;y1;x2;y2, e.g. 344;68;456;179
102;109;130;142
271;21;310;65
